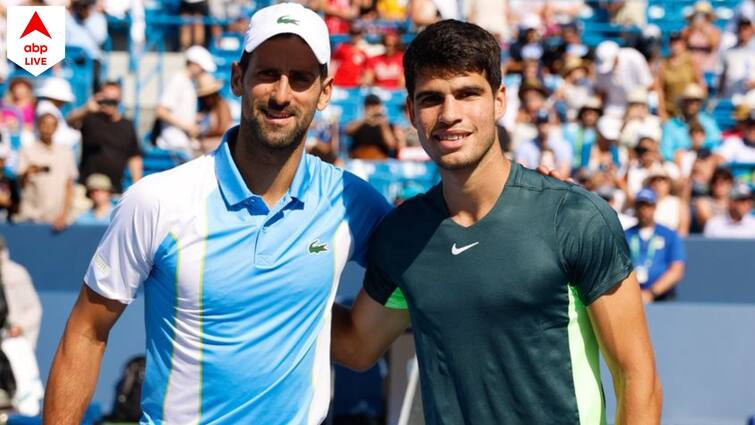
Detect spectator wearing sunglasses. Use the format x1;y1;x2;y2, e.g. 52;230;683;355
68;81;142;194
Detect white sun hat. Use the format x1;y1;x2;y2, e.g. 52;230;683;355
35;77;75;103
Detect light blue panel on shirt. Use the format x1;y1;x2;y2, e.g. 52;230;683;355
141;234;180;424
198;178;340;423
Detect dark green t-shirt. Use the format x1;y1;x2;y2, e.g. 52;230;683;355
364;162;633;425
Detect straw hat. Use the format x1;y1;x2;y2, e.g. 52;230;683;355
196;74;223;97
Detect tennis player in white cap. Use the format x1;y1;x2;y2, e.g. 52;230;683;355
43;4;391;424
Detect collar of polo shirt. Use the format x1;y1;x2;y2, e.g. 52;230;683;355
214;126;312;208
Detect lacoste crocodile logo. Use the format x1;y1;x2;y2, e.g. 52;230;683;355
277;15;299;25
309;240;328;255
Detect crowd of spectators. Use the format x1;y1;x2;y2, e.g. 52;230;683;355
0;0;753;242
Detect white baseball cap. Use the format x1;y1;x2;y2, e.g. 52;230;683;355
595;41;620;74
35;77;75;103
243;2;331;66
186;45;217;73
597;115;621;140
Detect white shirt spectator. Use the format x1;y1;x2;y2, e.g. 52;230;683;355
626;161;680;197
704;213;755;238
655;195;683;231
715;135;755;163
156;72;198;156
719;44;755;99
0;248;42;349
35;100;82;151
595;47;654;117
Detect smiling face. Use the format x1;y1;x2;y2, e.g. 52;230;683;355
408;71;505;170
231;35;332;152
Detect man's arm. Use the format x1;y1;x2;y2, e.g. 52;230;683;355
588;273;662;425
43;284;127;425
332;288;410;371
128;155;143;184
642;262;685;304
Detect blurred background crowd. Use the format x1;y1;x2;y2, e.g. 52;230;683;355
0;0;752;238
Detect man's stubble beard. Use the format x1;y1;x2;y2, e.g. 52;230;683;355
243;100;317;154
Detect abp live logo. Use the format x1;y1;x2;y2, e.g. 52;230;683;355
6;6;65;76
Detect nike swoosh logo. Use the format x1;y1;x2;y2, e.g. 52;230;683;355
451;242;479;255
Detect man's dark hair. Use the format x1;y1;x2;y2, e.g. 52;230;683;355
403;20;501;97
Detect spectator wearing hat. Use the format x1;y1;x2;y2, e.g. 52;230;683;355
515;109;572;177
714;110;755;166
35;78;82;151
75;173;114;225
66;0;108;90
645;168;690;235
626;133;681;198
0;144;19;222
16;113;78;230
364;32;404;89
332;22;369;88
681;0;721;73
67;81;142;193
657;32;705;119
346;93;399;160
594;40;654;118
704;183;755;238
155;45;216;157
583;115;628;173
563;96;601;169
619;87;662;148
661;83;722;161
196;73;232;156
554;57;594;122
625;188;686;304
719;18;755;100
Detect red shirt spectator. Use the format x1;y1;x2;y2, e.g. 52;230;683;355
365;32;404;88
333;29;368;87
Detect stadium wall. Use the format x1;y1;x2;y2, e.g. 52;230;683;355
0;224;753;422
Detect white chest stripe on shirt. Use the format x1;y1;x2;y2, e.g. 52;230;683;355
162;202;209;424
307;221;352;425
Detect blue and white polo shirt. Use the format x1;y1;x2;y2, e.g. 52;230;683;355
84;126;392;424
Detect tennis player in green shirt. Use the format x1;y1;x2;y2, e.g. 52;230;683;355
332;20;662;425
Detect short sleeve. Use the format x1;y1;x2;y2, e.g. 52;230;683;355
362;226;408;310
83;178;161;303
668;231;686;264
556;187;634;305
342;171;392;266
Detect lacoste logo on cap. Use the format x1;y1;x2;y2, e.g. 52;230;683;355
309;240;328;255
277;15;299;25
